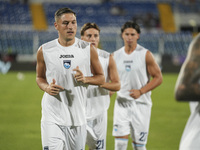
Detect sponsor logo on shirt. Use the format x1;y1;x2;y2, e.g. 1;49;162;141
63;60;71;69
59;55;74;58
124;60;133;63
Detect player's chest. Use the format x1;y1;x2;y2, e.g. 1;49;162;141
45;48;87;70
116;55;144;73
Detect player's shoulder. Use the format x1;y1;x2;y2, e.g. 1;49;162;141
113;46;124;56
98;48;110;59
42;39;57;50
136;44;148;52
74;37;90;49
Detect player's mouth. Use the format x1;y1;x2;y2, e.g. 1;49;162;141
91;43;96;46
127;41;133;44
67;31;74;35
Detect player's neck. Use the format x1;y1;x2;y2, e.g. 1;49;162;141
58;38;75;47
124;44;137;54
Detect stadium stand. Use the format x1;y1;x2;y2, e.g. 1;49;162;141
0;1;32;25
0;0;198;71
42;2;159;28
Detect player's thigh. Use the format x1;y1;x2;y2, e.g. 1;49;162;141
41;121;65;150
113;99;132;136
86;112;107;150
130;103;152;145
66;125;87;150
41;122;87;150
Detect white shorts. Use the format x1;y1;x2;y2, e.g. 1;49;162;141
179;102;200;150
112;97;152;145
41;121;86;150
86;111;107;150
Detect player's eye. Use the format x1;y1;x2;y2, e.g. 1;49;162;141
63;22;69;25
87;35;91;38
72;21;76;24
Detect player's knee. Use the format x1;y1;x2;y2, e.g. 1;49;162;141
132;142;146;150
115;138;128;150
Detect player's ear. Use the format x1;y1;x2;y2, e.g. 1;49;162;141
137;33;140;40
121;33;123;39
54;22;58;30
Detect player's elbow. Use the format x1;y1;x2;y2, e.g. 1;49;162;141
158;75;163;85
115;82;121;91
99;74;105;85
110;82;121;92
156;74;163;87
175;91;182;101
175;89;190;101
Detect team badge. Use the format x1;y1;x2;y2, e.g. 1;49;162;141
63;60;71;69
125;65;131;72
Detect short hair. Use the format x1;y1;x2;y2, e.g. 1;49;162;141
80;23;100;36
121;21;141;34
54;7;76;22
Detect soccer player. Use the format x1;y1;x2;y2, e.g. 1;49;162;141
112;21;163;150
175;33;200;150
36;8;105;150
80;23;121;150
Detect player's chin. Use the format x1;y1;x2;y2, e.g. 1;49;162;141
65;36;74;41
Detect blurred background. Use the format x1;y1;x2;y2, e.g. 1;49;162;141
0;0;200;73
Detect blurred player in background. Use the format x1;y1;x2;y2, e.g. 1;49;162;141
36;8;105;150
112;21;162;150
81;22;120;150
175;33;200;150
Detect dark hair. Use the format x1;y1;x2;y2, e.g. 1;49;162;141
55;7;76;22
80;23;100;36
121;21;141;34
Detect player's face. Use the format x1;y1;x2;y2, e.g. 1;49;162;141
81;28;100;48
122;28;139;47
54;13;77;42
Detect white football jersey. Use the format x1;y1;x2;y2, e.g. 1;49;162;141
86;48;110;120
114;44;152;105
41;37;91;126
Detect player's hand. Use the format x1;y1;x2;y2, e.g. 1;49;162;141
73;66;86;83
129;89;141;99
45;79;64;95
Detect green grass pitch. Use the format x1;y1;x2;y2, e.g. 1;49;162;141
0;72;190;150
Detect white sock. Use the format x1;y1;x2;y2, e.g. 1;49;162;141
115;138;128;150
132;142;146;150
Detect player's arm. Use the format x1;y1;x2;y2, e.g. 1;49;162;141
100;54;121;91
36;47;64;95
142;51;163;93
130;51;162;99
74;45;105;85
175;35;200;101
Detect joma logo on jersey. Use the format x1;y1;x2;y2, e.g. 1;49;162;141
59;55;74;58
63;60;71;69
124;60;133;63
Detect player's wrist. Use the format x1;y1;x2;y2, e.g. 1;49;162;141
44;85;49;93
139;89;143;95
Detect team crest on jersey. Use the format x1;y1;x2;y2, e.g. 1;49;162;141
63;60;71;69
125;65;131;72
